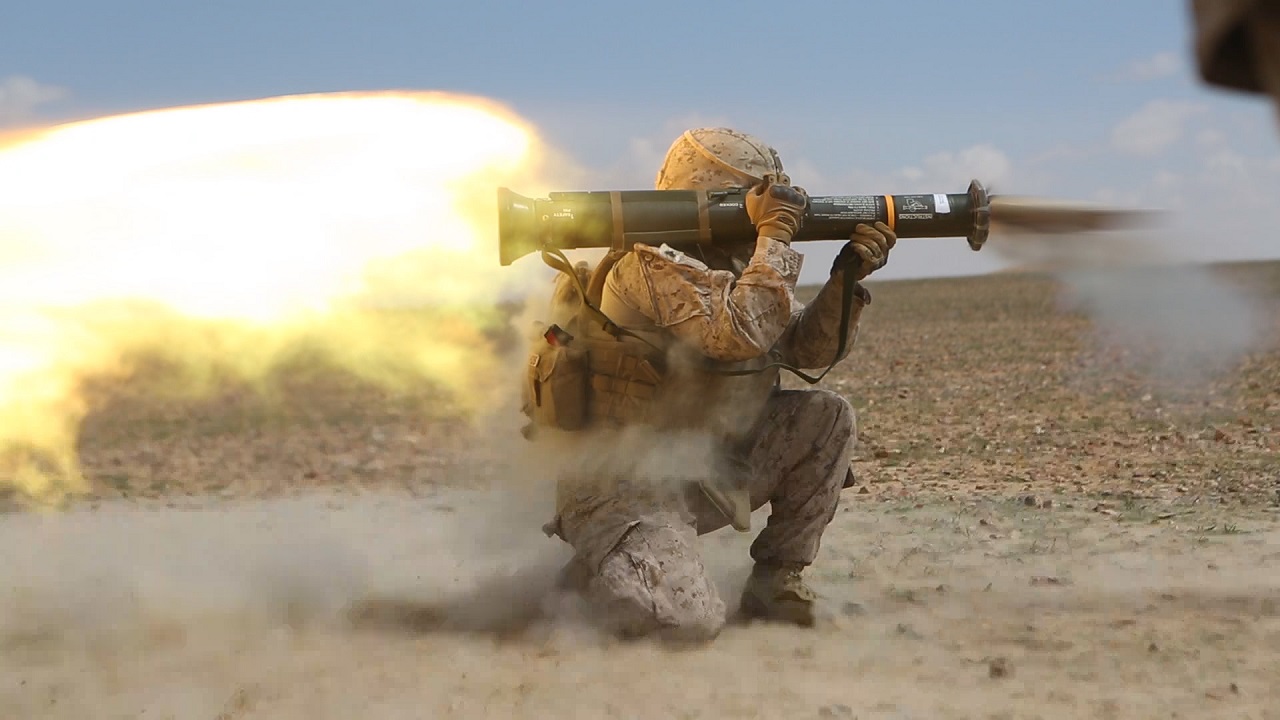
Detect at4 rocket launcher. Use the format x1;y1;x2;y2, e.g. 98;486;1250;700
496;179;1150;266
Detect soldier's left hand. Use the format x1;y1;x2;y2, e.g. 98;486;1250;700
831;221;896;281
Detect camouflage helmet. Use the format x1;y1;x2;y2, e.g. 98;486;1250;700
654;127;786;190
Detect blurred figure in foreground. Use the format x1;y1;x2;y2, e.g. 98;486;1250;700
1192;0;1280;113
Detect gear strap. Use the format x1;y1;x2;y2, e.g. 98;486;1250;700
540;247;664;352
711;256;862;385
539;247;863;385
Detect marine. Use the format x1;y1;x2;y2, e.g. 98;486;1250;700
524;127;896;642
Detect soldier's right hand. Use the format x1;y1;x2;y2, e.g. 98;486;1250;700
745;174;808;244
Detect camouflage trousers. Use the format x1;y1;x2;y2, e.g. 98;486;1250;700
553;388;856;642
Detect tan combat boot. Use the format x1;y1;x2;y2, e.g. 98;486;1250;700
739;562;817;627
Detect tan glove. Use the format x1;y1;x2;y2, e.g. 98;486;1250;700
831;221;896;281
745;173;808;244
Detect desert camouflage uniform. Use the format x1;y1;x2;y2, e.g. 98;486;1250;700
546;235;868;641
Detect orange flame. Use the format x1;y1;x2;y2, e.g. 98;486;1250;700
0;91;557;504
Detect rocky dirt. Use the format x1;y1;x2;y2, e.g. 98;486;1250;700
2;259;1278;720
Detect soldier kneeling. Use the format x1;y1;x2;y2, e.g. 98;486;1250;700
523;127;895;642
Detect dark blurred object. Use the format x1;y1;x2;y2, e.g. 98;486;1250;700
1191;0;1280;98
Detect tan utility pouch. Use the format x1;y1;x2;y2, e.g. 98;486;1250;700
522;325;590;431
584;339;663;425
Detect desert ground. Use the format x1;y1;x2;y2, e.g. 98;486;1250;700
2;259;1279;720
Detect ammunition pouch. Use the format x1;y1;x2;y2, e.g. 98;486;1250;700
585;339;664;425
521;247;671;435
522;328;665;432
522;336;590;432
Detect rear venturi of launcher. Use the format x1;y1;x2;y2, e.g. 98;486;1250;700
496;180;1152;266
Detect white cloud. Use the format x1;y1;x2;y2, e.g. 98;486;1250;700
1118;51;1182;81
912;144;1013;190
582;113;735;188
1110;100;1206;156
1114;123;1280;263
772;156;832;191
1152;170;1182;189
0;75;66;127
1205;148;1247;174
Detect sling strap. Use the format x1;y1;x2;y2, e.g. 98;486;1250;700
538;247;864;385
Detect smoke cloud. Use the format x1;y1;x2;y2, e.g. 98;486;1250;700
988;216;1271;390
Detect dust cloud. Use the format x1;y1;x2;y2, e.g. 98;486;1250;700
6;489;1280;719
0;488;570;668
0;491;546;718
0;375;747;657
987;215;1271;389
0;453;760;720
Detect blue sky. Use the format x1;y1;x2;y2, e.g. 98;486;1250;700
3;0;1278;281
